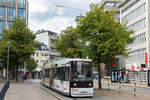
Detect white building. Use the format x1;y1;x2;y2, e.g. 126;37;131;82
120;0;148;82
33;30;60;68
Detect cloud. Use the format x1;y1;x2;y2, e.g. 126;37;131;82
28;0;101;34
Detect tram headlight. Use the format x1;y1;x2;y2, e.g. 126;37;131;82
73;83;77;87
88;83;92;86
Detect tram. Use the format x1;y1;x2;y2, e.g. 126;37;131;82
42;58;93;97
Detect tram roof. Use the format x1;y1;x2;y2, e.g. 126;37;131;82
43;58;92;69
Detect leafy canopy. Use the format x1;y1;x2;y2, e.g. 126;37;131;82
0;18;40;69
26;57;37;72
55;26;82;58
76;3;134;66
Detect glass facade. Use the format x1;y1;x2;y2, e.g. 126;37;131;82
0;0;28;39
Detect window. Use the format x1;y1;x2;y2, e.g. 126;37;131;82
122;3;146;22
8;22;12;29
0;22;5;34
0;0;5;6
127;18;146;31
18;0;26;8
121;0;140;14
64;67;69;81
71;61;93;81
17;9;24;17
51;39;55;44
0;7;5;21
7;8;15;21
7;0;14;7
45;69;49;78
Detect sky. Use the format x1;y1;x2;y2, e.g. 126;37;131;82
28;0;101;34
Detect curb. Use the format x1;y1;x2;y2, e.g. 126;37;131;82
40;86;62;100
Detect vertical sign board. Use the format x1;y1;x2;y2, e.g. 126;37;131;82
145;52;148;68
148;70;150;86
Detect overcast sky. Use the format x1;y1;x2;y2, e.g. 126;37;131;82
28;0;101;34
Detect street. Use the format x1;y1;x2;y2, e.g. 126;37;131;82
2;80;150;100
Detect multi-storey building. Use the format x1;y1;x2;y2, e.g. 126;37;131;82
33;30;60;68
120;0;148;82
0;0;28;39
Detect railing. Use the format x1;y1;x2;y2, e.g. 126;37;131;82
0;81;10;100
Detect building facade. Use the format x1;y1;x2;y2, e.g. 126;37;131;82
33;30;60;68
0;0;28;39
120;0;148;82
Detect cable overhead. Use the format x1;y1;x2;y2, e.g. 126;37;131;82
45;0;86;30
56;4;86;11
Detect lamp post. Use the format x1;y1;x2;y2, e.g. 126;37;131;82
7;41;10;81
82;40;84;58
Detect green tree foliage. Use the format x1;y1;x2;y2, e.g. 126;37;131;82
76;4;134;88
55;26;82;58
0;18;40;79
26;57;37;72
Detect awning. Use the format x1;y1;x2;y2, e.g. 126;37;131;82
33;67;41;72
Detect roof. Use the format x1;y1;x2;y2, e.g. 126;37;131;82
44;58;92;69
36;30;58;36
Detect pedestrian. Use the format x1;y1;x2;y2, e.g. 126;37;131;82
40;71;42;79
24;73;27;80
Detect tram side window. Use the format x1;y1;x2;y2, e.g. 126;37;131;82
45;69;49;78
64;67;69;81
53;68;57;79
60;67;65;80
57;68;61;79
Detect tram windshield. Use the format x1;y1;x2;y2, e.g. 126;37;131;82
71;61;93;81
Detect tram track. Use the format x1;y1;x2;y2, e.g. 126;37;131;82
40;83;76;100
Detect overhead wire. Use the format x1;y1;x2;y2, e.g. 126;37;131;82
45;0;87;30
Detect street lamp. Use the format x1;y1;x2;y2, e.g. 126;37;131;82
7;41;10;81
82;40;84;58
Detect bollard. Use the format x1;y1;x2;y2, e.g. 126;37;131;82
133;82;136;96
108;79;110;91
118;81;121;93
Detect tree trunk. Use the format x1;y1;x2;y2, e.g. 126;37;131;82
16;66;18;82
98;60;102;89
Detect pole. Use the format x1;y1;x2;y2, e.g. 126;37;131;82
82;40;84;58
7;42;10;81
108;79;110;91
118;81;121;93
133;82;136;96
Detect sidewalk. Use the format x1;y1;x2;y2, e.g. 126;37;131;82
4;79;57;100
101;79;149;88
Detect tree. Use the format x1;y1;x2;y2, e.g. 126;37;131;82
55;26;82;58
26;58;37;72
0;18;40;81
76;4;134;89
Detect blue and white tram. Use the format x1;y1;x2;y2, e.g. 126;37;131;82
42;58;93;97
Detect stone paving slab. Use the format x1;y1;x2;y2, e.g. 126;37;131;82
4;80;57;100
